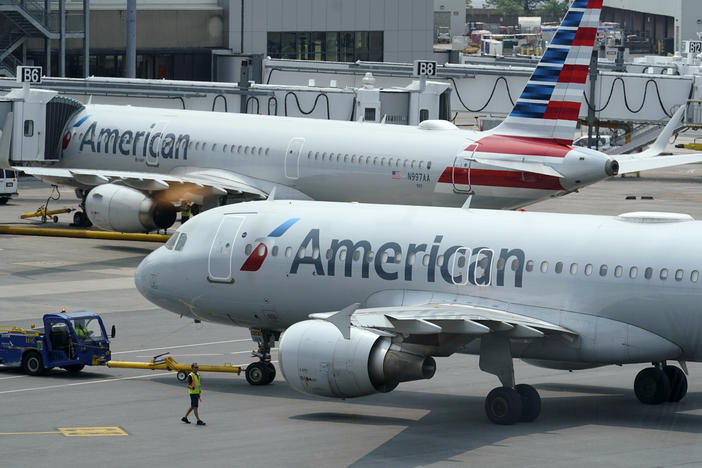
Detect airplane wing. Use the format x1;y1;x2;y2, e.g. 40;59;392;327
14;166;269;198
310;302;575;343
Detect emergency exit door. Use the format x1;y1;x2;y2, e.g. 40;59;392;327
208;215;245;283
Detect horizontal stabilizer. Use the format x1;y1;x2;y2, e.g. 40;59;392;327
617;153;702;174
471;157;565;178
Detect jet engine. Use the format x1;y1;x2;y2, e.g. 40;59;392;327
85;184;177;232
279;320;436;398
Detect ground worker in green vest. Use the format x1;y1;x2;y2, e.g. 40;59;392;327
181;363;206;426
180;200;192;224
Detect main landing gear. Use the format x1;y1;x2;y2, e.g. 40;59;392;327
72;189;92;227
480;334;541;425
634;362;688;405
245;329;277;386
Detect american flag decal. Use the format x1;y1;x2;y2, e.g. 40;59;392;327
392;170;402;179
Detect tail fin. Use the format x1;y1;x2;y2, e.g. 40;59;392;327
492;0;603;145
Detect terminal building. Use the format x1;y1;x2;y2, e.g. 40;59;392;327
0;0;435;81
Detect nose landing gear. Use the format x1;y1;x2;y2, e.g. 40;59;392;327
245;328;277;386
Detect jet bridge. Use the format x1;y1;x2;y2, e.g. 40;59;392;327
0;86;83;168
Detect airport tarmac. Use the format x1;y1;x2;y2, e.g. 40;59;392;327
3;165;702;468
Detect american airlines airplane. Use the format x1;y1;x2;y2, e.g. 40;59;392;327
135;198;700;424
4;0;702;233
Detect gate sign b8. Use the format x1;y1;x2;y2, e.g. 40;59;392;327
684;41;702;54
413;60;437;77
16;66;42;84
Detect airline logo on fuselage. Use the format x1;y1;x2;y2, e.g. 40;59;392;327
287;228;525;288
75;120;191;160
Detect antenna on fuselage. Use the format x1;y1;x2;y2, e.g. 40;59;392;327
267;187;277;201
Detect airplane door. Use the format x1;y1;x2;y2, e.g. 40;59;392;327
284;137;304;179
144;120;169;167
208;215;245;283
450;247;471;286
452;143;477;194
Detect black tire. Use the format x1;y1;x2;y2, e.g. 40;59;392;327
176;371;188;382
663;365;688;402
515;383;541;422
245;362;270;386
73;211;84;226
634;367;671;404
22;351;45;376
0;197;8;205
63;364;85;374
264;362;276;384
485;386;523;425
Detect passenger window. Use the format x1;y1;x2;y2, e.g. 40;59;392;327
175;233;188;251
325;249;333;260
312;247;319;260
660;268;668;280
614;265;623;278
427;161;432;170
231;145;235;153
584;264;593;276
570;263;578;275
629;266;638;279
540;261;548;273
437;255;444;267
353;250;361;262
388;158;393;166
339;249;347;261
692;270;699;282
322;152;327;161
395;252;402;263
297;247;306;259
223;144;228;152
344;154;349;163
411;160;416;168
212;144;217;151
675;269;684;281
422;254;430;266
307;151;312;159
24;120;34;137
258;244;266;256
285;247;292;257
367;251;375;262
599;265;608;277
555;262;563;274
407;253;416;265
351;155;356;163
272;246;279;257
644;267;653;279
496;258;505;270
525;260;534;272
265;148;270;156
252;146;257;154
245;244;253;255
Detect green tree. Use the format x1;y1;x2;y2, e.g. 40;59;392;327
484;0;541;15
539;0;568;21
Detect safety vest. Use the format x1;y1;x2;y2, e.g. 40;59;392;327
188;372;201;394
182;204;192;217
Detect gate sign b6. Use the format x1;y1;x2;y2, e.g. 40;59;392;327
16;66;42;84
413;60;437;77
684;41;702;54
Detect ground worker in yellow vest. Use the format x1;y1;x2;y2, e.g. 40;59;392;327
181;363;206;425
180;200;192;224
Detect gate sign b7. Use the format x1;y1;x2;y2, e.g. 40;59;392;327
16;66;42;84
413;60;437;77
684;41;702;54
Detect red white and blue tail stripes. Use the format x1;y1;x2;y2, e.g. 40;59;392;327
493;0;603;146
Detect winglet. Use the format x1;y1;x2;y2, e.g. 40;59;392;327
268;186;277;201
635;105;686;158
309;303;360;339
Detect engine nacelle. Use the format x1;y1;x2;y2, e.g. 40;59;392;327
85;184;176;232
279;320;436;398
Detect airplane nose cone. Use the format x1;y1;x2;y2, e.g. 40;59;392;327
605;158;619;177
134;251;158;299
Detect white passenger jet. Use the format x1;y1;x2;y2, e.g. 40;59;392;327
3;0;702;233
135;197;700;424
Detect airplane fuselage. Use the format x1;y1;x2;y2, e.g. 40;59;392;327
136;201;702;364
56;105;612;209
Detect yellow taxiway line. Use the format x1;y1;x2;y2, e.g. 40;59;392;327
0;226;169;242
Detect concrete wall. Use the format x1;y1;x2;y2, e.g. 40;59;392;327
228;0;434;63
434;0;465;38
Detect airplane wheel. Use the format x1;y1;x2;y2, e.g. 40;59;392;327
515;383;541;422
264;362;276;384
485;386;522;425
634;367;671;404
246;362;271;386
22;351;45;376
63;364;85;374
176;371;188;382
663;365;687;402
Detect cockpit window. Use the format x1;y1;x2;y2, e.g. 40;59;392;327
174;233;188;251
164;233;179;250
